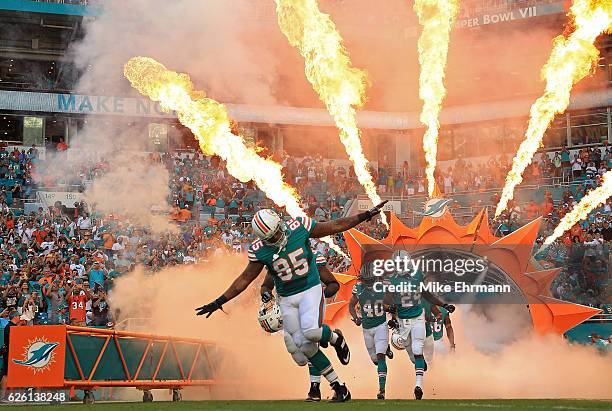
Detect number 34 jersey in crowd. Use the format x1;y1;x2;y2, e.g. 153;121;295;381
248;216;320;297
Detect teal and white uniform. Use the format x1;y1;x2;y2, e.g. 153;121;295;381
248;216;320;297
353;282;389;362
432;307;449;342
408;300;435;364
249;216;324;366
388;270;427;361
388;269;424;319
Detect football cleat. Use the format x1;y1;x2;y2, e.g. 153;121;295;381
377;389;385;400
385;345;394;360
329;382;351;402
331;329;350;365
305;382;321;402
414;386;423;400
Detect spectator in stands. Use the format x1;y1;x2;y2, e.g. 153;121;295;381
1;312;25;399
56;138;68;152
572;154;584;178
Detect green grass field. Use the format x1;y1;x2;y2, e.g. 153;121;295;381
9;400;612;411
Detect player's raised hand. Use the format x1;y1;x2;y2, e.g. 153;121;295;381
443;303;456;313
364;200;389;221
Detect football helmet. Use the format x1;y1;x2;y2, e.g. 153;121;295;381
391;329;405;350
251;209;288;250
258;299;283;333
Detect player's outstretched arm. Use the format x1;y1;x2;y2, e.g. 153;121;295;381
310;200;388;238
196;261;265;317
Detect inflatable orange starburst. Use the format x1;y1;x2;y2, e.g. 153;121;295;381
326;193;601;335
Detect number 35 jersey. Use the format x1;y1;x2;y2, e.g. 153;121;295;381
248;216;320;297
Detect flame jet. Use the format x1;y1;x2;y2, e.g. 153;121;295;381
124;57;346;255
274;0;387;226
540;171;612;252
496;0;612;217
414;0;460;198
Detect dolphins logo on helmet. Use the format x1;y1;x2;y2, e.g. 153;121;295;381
258;300;283;333
390;329;405;350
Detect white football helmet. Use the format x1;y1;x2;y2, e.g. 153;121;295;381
258;300;283;333
251;209;287;249
391;329;405;350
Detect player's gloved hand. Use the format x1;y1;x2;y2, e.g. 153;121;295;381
385;304;398;314
352;317;362;326
443;303;456;313
195;296;228;318
261;290;273;303
387;318;399;330
359;200;389;222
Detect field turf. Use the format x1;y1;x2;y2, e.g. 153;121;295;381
9;399;612;410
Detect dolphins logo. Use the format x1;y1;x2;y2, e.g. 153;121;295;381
416;198;452;218
13;341;59;370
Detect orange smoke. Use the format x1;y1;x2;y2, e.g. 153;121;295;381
109;257;612;400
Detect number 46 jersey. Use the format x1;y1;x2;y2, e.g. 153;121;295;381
248;216;320;297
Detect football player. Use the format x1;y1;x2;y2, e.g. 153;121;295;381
349;273;392;400
397;300;436;366
383;252;455;400
432;303;455;353
196;202;387;402
260;251;339;402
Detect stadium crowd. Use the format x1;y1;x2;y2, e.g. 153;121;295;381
0;141;609;332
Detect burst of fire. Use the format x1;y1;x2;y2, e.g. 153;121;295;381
274;0;387;227
414;0;459;198
540;170;612;252
124;57;347;256
496;0;612;217
125;57;304;217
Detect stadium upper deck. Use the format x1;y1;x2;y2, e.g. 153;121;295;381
0;1;609;169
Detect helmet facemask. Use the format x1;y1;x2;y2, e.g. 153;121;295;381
265;222;288;251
